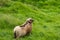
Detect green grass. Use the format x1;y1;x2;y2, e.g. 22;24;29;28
0;0;60;40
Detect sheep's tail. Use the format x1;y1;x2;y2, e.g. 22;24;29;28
14;31;17;38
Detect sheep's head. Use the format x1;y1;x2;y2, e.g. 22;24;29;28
26;18;34;23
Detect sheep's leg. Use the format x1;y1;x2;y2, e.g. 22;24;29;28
14;31;19;39
14;32;18;40
16;35;20;39
16;33;20;40
14;32;17;38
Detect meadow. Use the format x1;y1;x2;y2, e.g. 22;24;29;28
0;0;60;40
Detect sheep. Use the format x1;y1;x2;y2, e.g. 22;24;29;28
13;18;33;39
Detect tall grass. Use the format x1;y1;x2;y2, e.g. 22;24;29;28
0;0;60;40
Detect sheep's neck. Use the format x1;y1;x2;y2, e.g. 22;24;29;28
24;23;32;31
21;21;31;27
20;22;27;27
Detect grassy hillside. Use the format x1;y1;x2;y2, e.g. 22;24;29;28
0;0;60;40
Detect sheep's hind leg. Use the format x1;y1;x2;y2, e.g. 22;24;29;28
14;32;17;38
16;33;20;40
14;32;19;39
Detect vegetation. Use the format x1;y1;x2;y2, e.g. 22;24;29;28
0;0;60;40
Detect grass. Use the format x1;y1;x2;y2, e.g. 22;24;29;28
0;0;60;40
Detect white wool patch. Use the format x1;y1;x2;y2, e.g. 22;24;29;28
13;26;27;37
14;26;20;32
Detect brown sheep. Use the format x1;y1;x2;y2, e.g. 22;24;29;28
13;18;33;39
